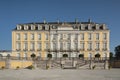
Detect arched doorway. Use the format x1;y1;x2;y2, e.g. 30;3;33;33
95;53;101;60
79;54;84;59
47;54;52;58
63;54;68;58
95;53;101;58
31;53;36;60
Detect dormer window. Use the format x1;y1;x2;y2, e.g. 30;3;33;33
73;25;78;29
17;25;22;30
88;24;91;30
103;24;106;30
38;25;42;30
81;24;85;30
52;26;57;29
31;25;35;30
45;25;49;30
24;25;28;30
96;24;99;30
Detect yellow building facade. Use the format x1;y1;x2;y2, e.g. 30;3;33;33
12;21;110;60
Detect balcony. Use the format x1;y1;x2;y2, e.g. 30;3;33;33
16;49;21;51
30;49;35;51
87;49;92;51
102;48;107;51
37;49;42;51
80;49;85;51
95;49;100;51
23;49;28;51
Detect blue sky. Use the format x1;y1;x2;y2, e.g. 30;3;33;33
0;0;120;53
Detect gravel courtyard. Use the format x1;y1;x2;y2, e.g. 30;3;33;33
0;69;120;80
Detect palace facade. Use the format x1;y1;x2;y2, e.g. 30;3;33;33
12;20;110;60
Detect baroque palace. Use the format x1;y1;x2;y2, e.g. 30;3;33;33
12;19;110;60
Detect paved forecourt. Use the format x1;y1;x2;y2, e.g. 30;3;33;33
0;69;120;80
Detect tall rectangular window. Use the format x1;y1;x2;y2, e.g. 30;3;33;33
38;34;41;40
103;42;107;50
96;42;100;50
81;33;84;40
60;43;63;50
80;43;84;50
16;33;20;40
67;43;71;50
16;42;21;50
24;42;28;50
88;33;92;40
53;43;56;50
75;34;78;40
53;34;56;40
88;43;92;50
96;33;99;40
60;34;63;39
74;43;78;50
24;33;27;40
31;42;35;50
46;43;49;50
38;43;41;50
45;34;48;40
31;34;34;40
103;33;107;40
68;34;71;39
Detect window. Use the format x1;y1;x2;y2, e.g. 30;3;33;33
38;43;41;50
46;43;49;50
80;43;84;50
60;34;63;39
16;42;21;50
68;34;71;39
24;33;27;40
53;34;56;40
81;33;84;40
38;34;41;40
16;33;20;40
24;53;27;59
45;34;49;40
17;53;20;59
74;43;78;50
24;42;28;50
96;42;100;50
88;33;92;40
67;43;71;50
103;33;107;40
31;25;35;30
88;43;92;50
96;33;99;40
53;43;56;50
31;42;35;50
103;42;107;50
17;25;21;30
38;25;42;30
75;34;78;40
24;25;28;30
31;34;34;40
60;43;63;50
